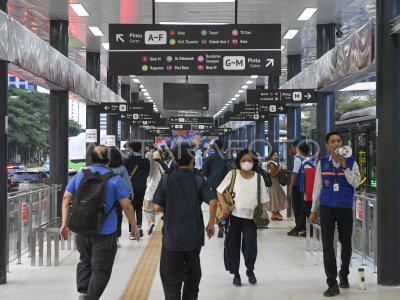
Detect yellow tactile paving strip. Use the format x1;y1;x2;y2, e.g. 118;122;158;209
119;222;163;300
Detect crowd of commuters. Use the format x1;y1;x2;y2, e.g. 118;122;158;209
60;131;360;299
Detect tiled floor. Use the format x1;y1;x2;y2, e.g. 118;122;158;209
1;212;400;300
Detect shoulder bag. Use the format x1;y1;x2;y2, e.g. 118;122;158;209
253;173;270;228
216;170;237;224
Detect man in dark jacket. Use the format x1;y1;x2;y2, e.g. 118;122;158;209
202;140;228;238
124;141;150;239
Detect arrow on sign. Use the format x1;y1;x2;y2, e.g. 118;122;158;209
121;115;126;119
116;34;125;43
278;106;284;111
104;105;110;111
304;93;312;100
266;59;274;68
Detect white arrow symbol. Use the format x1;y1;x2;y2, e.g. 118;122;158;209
261;115;266;119
104;105;110;111
116;34;125;43
266;59;275;68
278;106;284;111
304;93;312;100
121;115;126;119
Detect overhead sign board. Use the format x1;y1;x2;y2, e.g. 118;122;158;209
109;24;281;76
169;117;214;124
203;128;232;136
170;123;214;130
247;89;317;105
100;102;153;114
110;24;280;51
149;129;173;136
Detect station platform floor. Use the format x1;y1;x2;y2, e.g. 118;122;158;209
1;209;399;300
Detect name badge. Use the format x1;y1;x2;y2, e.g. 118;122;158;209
333;183;340;192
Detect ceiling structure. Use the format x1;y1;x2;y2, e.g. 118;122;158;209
7;0;376;119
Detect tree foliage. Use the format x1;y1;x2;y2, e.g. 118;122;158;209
69;119;84;137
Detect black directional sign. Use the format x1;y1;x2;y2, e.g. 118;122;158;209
258;103;287;114
247;89;317;105
170;123;214;130
203;128;232;136
169;117;214;124
110;24;280;50
100;102;153;114
148;129;172;136
109;24;281;76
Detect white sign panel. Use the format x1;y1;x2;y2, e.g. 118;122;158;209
120;140;127;150
69;133;86;160
86;129;97;143
106;135;116;147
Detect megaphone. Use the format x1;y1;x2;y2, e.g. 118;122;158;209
335;146;352;158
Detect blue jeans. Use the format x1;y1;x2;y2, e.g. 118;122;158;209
76;233;117;300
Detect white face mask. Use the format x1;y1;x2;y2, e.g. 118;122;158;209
240;162;254;171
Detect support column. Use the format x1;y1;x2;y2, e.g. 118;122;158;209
267;76;280;153
246;125;254;150
106;72;118;147
0;0;8;285
239;127;246;149
49;20;69;218
85;52;100;165
255;85;265;156
316;24;336;158
376;0;400;285
131;92;139;140
120;84;131;143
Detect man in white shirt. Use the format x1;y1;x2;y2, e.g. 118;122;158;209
310;131;361;297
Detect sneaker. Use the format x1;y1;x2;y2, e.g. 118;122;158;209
148;223;155;235
218;226;224;238
129;233;136;240
232;274;241;287
246;269;257;285
287;229;299;237
78;293;87;300
116;238;121;248
298;231;307;237
138;226;144;238
339;273;350;289
323;285;340;297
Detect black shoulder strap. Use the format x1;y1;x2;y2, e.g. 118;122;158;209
82;168;92;176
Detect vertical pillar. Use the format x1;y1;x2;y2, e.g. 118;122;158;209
238;127;246;149
106;72;118;147
85;52;100;165
131;92;139;140
120;84;131;143
316;24;336;157
0;0;8;285
246;125;254;150
267;76;280;154
376;0;400;285
49;20;69;218
254;85;265;156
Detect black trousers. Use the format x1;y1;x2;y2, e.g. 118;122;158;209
320;205;353;287
76;233;117;300
225;215;257;275
296;200;312;232
129;190;145;230
160;247;202;300
116;203;123;237
291;185;303;231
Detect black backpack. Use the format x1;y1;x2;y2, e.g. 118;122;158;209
68;169;117;236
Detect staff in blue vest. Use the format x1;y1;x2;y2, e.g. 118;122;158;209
310;131;360;297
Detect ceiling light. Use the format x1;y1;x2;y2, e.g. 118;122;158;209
69;4;89;17
297;8;318;21
242;85;248;89
238;90;244;93
156;0;234;3
235;94;240;97
283;29;299;39
281;45;286;51
132;78;140;83
246;80;253;85
148;99;154;102
144;92;150;96
231;97;236;101
141;89;147;92
251;75;258;79
88;26;104;37
159;22;230;25
146;96;151;99
101;43;109;50
140;85;144;88
228;101;233;103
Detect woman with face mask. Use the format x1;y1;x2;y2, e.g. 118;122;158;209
216;149;270;287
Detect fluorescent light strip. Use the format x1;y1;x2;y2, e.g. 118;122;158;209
251;75;258;79
148;100;154;102
238;90;244;93
70;4;89;17
231;97;236;101
297;8;318;21
283;29;299;40
246;80;253;85
235;94;240;97
101;43;109;50
141;89;147;92
144;92;150;96
242;85;248;89
159;22;230;25
140;85;144;88
228;101;233;103
132;79;140;83
88;26;104;36
156;0;235;3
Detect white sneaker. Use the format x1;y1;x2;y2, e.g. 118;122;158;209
116;239;121;248
129;233;136;240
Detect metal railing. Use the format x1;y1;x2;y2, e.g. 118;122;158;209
7;185;61;269
306;192;377;270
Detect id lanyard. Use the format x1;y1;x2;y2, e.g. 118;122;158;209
333;164;341;192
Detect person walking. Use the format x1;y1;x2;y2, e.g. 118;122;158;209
217;149;270;286
265;150;288;221
153;143;217;300
310;131;360;297
60;146;140;300
109;147;133;247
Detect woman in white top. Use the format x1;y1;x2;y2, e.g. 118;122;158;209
217;149;270;287
143;151;164;235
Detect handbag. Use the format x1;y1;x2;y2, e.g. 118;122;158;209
253;173;270;228
278;169;288;186
129;165;139;203
216;170;237;224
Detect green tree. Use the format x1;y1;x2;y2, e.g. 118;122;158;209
68;119;84;137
